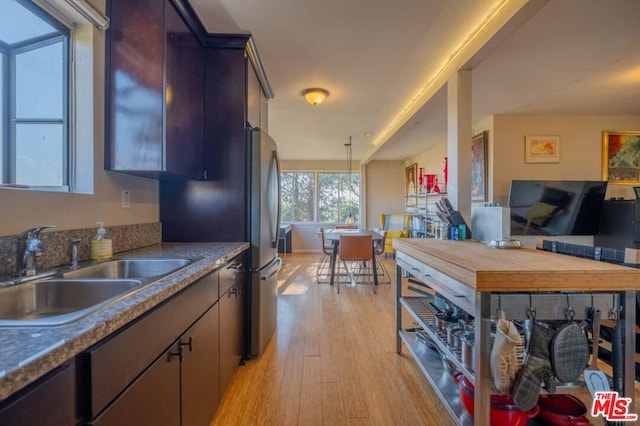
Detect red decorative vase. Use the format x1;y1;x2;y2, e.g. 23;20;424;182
425;174;436;193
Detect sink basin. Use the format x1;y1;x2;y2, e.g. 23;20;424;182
0;279;142;326
62;258;191;279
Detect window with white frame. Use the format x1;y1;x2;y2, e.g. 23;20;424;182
0;0;70;189
281;171;360;223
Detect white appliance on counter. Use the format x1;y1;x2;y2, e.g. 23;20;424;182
247;126;282;356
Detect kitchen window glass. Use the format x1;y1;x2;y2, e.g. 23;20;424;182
0;51;4;178
0;0;69;190
318;172;360;223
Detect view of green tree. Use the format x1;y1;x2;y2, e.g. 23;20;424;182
281;172;315;222
318;172;359;223
280;171;359;223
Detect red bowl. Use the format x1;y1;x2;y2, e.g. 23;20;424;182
537;394;590;426
453;372;539;426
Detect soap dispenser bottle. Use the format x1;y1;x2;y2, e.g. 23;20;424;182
91;221;113;260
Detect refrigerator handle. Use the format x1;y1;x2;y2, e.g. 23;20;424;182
270;150;282;249
261;257;282;280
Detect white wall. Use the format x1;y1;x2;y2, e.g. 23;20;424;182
493;114;640;205
364;160;405;229
0;2;159;236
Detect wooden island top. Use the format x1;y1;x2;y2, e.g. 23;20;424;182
393;238;640;292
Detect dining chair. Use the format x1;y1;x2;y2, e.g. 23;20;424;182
337;234;375;294
316;228;334;282
373;230;391;284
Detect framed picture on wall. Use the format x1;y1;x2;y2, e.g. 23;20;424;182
525;135;560;163
405;163;418;204
602;130;640;183
471;131;488;202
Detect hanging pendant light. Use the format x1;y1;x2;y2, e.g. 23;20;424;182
345;137;354;224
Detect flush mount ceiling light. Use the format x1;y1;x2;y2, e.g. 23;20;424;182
301;88;329;106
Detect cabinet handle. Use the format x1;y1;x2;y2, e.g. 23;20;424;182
169;346;183;362
179;336;193;352
228;286;239;297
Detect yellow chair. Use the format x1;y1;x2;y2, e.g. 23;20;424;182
379;213;410;257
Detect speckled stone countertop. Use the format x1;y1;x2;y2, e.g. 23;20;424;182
0;242;249;401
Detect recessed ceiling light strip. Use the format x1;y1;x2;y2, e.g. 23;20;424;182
370;0;517;149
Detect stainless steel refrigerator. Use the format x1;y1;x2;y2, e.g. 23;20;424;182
248;126;282;356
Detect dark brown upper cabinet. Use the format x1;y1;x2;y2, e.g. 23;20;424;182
106;0;205;180
247;62;260;128
246;44;270;131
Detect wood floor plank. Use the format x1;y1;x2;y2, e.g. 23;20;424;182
298;355;323;426
211;253;453;426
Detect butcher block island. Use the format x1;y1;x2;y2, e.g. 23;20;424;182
393;238;640;426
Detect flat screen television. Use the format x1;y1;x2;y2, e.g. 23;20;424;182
508;180;608;236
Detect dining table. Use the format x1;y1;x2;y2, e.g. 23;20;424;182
323;229;383;287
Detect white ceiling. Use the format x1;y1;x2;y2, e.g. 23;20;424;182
188;0;640;162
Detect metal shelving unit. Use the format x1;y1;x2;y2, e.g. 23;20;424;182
398;328;473;425
395;244;636;426
397;279;473;425
405;193;446;238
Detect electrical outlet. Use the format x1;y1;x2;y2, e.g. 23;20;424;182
121;190;130;208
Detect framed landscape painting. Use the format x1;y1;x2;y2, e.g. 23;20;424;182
405;163;417;201
602;130;640;183
525;135;560;163
471;131;488;202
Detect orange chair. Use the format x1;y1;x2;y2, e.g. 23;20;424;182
337;235;375;294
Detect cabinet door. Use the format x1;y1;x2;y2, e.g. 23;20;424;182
164;1;205;179
220;281;243;394
89;349;181;426
0;363;75;426
247;60;260;128
181;303;220;426
106;0;204;180
106;0;164;174
259;84;268;131
83;270;218;418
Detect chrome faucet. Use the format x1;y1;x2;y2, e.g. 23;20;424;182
70;238;82;269
17;225;56;277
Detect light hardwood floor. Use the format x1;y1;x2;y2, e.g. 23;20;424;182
211;253;455;426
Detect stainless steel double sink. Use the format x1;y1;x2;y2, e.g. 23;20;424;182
0;258;192;326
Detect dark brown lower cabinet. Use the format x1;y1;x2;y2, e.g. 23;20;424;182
88;350;181;426
90;303;220;426
181;303;220;426
83;271;221;426
1;251;247;426
0;363;75;426
219;280;243;394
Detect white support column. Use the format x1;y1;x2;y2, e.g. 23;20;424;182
447;70;472;222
